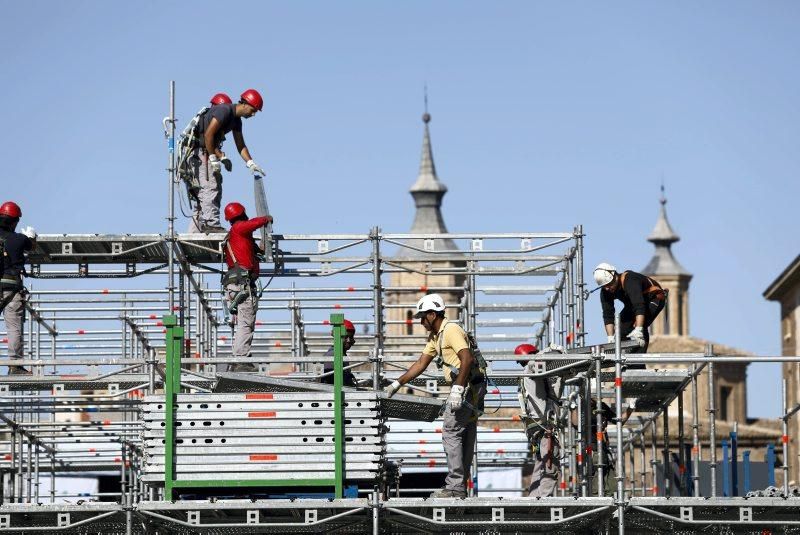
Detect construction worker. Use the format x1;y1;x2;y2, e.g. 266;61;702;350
571;397;616;495
0;202;36;375
321;319;357;387
515;343;563;497
385;294;486;498
222;202;272;372
593;263;667;352
188;89;266;233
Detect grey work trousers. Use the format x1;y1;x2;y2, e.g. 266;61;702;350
188;148;223;232
225;282;258;357
1;288;25;360
528;433;560;497
442;381;486;493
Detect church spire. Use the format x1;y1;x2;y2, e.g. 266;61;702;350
642;185;691;276
408;107;449;234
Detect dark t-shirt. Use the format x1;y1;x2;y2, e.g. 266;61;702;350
600;270;660;324
321;346;357;387
0;229;32;281
198;103;242;148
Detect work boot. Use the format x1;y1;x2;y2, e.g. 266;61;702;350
8;366;32;375
430;488;466;499
201;224;226;234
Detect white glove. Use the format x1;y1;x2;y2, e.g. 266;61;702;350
627;326;645;344
20;226;37;240
246;159;266;176
385;380;401;398
607;334;616;344
447;384;465;410
220;156;233;172
626;397;638;411
208;154;222;173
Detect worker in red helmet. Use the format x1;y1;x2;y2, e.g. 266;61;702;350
210;93;232;106
187;88;266;233
221;202;273;372
321;319;358;387
0;201;37;374
515;342;563;497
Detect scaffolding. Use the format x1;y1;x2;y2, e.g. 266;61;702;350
0;83;798;534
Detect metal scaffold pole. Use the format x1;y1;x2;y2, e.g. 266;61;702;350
166;80;176;313
614;313;625;534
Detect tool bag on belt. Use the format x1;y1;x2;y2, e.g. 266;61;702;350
177;106;212;200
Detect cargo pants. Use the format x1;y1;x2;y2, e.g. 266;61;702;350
225;282;258;358
528;432;560;497
442;381;487;493
188;148;223;232
1;288;25;361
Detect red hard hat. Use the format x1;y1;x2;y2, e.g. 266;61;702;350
343;319;356;333
240;89;263;111
224;202;246;222
0;201;22;218
514;343;539;355
210;93;232;105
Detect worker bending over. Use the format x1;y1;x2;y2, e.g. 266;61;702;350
321;318;357;387
593;263;666;352
0;202;36;374
187;89;266;233
386;294;486;498
222;202;272;372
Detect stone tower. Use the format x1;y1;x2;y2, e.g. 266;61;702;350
384;111;465;340
642;187;693;336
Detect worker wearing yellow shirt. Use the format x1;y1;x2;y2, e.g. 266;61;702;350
385;294;486;498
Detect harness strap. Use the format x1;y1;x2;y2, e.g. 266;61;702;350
619;271;666;300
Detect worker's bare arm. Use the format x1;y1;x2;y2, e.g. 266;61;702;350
233;131;253;161
453;348;474;387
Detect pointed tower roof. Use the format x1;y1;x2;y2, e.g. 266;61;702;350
399;109;459;258
642;187;691;277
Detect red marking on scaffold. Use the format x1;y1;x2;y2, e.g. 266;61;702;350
219;336;228;342
256;320;263;326
125;461;130;468
248;411;277;418
419;449;427;455
114;457;121;463
491;388;500;395
577;453;583;463
405;319;413;326
420;286;428;292
493;427;501;433
102;420;112;426
149;314;156;319
246;394;274;400
467;479;474;489
347;286;355;292
156;321;163;327
77;330;85;335
596;432;604;442
586;446;593;455
511;415;521;422
428;459;436;467
185;340;191;349
1;338;6;343
88;447;96;453
102;289;109;294
614;378;622;387
418;439;427;444
162;329;166;334
194;352;200;359
679;465;686;475
173;306;180;311
333;304;342;309
435;428;442;433
783;435;789;444
274;341;282;348
566;332;574;344
496;448;505;454
651;486;658;495
3;454;11;460
250;454;278;461
322;319;330;326
560;481;567;490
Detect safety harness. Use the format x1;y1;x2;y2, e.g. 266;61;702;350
517;359;564;466
176;106;213;203
0;234;24;314
432;321;490;420
221;236;261;318
619;271;666;301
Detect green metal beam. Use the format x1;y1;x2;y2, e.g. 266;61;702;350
163;314;181;501
331;312;345;499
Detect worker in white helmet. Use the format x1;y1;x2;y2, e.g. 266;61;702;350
592;262;667;353
385;293;486;498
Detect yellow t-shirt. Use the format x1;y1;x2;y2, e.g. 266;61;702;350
422;319;470;382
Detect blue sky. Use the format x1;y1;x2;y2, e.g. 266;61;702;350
2;2;798;417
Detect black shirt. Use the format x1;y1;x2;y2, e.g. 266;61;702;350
198;103;242;149
600;270;661;324
0;229;32;281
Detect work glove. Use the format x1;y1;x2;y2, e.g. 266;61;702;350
447;384;465;410
626;397;638;411
627;326;645;344
220;156;233;172
20;226;37;240
246;159;266;176
607;334;616;344
208;154;222;173
385;380;401;398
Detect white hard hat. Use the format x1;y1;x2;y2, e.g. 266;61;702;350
414;293;446;318
593;262;617;287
